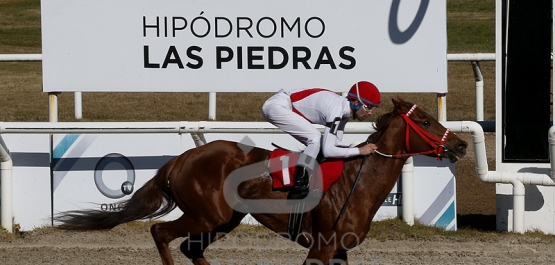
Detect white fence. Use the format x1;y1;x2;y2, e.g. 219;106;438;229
0;121;482;233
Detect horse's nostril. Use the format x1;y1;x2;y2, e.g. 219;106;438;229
458;142;468;150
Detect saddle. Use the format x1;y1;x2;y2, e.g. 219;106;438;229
269;148;344;192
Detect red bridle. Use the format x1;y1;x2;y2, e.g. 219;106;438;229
377;105;450;160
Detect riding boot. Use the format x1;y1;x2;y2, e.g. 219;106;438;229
288;165;310;200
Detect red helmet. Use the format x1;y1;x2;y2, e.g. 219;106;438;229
347;81;381;107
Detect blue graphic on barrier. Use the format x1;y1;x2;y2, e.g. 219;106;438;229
52;134;136;198
418;176;456;230
435;201;455;229
52;134;80;165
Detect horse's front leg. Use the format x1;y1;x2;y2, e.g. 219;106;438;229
332;252;348;265
304;246;338;265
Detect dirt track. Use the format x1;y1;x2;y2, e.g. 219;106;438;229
2;227;555;265
3;133;549;265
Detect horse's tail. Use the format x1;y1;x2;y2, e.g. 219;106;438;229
54;158;178;231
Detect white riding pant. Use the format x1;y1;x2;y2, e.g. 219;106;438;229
262;90;321;162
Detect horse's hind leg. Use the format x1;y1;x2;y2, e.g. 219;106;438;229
332;252;348;264
180;211;246;265
151;214;223;265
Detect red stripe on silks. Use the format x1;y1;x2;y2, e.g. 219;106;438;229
290;88;330;102
290;88;331;123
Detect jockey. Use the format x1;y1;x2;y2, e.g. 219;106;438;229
262;81;381;199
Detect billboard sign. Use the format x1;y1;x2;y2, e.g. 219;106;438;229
42;0;447;93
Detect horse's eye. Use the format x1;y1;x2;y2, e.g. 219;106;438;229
423;121;430;127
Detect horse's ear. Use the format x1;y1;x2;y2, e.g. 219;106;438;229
391;96;405;108
391;96;408;113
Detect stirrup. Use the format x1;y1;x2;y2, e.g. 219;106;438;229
287;186;309;200
288;204;305;242
287;165;310;200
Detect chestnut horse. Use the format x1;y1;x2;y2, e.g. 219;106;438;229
55;97;468;265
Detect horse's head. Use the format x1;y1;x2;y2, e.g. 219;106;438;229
384;97;468;162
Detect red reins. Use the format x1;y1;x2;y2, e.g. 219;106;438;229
377;105;450;160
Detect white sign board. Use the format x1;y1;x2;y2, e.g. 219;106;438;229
41;0;447;93
52;134;195;222
3;131;455;230
48;133;455;230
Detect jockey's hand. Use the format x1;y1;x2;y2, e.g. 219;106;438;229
358;143;378;156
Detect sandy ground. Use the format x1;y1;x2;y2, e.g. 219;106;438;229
2;227;555;265
3;132;547;265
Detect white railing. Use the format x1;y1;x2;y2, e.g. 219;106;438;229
1;53;496;122
446;53;496;121
0;121;475;233
0;54;41;61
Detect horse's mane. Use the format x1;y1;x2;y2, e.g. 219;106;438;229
368;98;413;144
367;110;395;143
